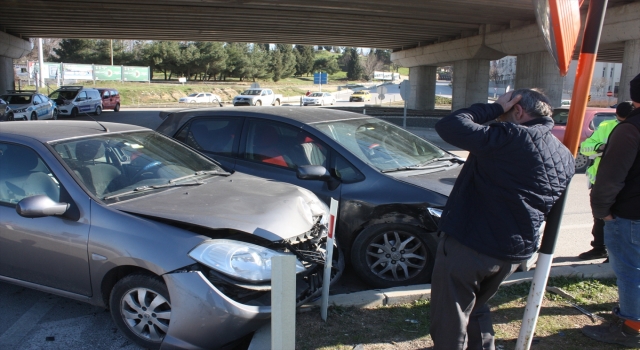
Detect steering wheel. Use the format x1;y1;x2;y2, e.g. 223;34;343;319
131;161;163;183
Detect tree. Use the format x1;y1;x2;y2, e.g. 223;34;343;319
313;56;340;75
194;42;227;80
224;42;250;80
246;44;271;82
294;45;315;76
271;44;297;82
52;39;98;64
141;41;180;80
363;51;383;80
346;48;363;80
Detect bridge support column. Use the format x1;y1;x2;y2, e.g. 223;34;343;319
407;66;437;110
0;32;32;95
0;56;13;95
452;59;490;111
515;52;563;107
618;39;640;103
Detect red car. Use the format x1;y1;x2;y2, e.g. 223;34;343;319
550;106;617;172
97;88;121;112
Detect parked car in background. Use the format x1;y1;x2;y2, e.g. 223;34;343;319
349;90;371;102
49;86;102;117
0;97;11;121
178;92;221;104
303;92;335;106
233;88;282;106
97;88;121;112
157;107;464;288
550;106;617;172
0;91;58;121
0;121;340;349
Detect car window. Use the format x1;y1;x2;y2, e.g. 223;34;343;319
51;131;224;201
76;91;87;101
244;120;327;169
551;109;569;125
312;118;445;172
89;91;100;99
33;95;42;104
332;154;364;183
592;113;617;130
310;93;323;97
49;90;78;100
176;117;243;156
267;90;272;95
0;143;61;204
40;94;50;102
2;94;32;104
111;90;118;96
103;90;110;98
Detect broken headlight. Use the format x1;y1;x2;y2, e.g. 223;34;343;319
189;239;306;282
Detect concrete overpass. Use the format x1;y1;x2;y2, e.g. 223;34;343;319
1;0;639;107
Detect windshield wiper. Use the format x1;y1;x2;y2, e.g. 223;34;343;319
103;181;203;200
169;170;230;183
381;156;462;173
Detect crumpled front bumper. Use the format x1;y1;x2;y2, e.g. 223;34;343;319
161;271;271;350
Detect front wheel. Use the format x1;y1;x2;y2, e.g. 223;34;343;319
255;100;262;106
30;112;38;121
70;108;78;118
114;103;120;112
52;109;58;120
95;106;102;116
110;274;171;350
7;112;14;121
351;223;436;288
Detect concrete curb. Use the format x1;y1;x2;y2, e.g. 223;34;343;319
248;262;614;349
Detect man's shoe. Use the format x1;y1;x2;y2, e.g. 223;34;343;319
582;318;640;348
578;248;608;260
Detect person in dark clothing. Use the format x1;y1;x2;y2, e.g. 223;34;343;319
582;73;640;348
430;89;575;350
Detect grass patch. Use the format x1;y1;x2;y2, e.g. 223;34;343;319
296;277;623;350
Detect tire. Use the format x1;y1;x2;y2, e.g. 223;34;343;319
110;274;171;350
7;112;14;121
351;223;437;288
70;108;78;118
52;109;58;120
273;99;280;106
114;103;120;112
255;100;262;106
331;99;335;105
95;106;102;116
575;153;590;173
321;100;325;106
30;112;38;121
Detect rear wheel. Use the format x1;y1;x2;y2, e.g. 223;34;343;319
30;112;38;121
351;223;436;288
114;103;120;112
255;100;262;106
575;153;590;173
95;106;102;116
273;99;280;106
110;274;171;350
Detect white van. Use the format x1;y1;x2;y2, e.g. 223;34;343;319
49;86;103;117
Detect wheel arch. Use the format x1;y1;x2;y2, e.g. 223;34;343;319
100;265;159;307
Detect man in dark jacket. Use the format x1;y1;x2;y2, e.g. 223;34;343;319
430;89;575;349
582;73;640;348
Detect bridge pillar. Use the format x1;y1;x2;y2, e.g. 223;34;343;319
0;32;32;94
451;59;490;111
618;39;640;103
407;66;437;110
514;52;563;107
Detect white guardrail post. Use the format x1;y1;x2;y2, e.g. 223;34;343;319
271;255;296;350
321;198;339;321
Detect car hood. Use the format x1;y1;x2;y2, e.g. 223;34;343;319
387;164;462;196
235;94;258;99
110;172;327;241
7;103;31;109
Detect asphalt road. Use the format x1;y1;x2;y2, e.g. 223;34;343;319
0;107;599;349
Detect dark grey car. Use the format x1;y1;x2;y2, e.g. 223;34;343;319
157;107;463;289
0;121;341;349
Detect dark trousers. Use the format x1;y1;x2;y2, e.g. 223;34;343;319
590;217;605;250
430;234;520;350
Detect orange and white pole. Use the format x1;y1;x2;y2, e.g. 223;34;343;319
321;198;339;321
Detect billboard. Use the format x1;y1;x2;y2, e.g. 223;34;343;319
373;71;400;81
123;66;150;81
63;64;93;80
94;65;122;81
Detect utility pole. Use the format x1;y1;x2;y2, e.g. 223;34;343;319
38;38;45;92
110;40;114;66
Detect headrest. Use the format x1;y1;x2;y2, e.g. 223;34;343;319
76;140;105;161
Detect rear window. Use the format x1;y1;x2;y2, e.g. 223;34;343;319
551;109;570;125
592;113;617;130
49;90;78;100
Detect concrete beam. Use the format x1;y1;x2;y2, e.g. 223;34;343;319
618;39;640;103
392;1;640;67
0;31;32;59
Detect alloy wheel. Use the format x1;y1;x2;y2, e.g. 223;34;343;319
120;287;171;343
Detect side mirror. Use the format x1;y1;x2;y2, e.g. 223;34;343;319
297;165;331;181
16;195;69;218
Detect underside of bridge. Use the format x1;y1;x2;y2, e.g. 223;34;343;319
1;0;639;105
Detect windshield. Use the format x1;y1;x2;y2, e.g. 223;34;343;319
51;131;224;201
309;93;323;97
551;109;570;125
241;90;261;95
353;91;365;95
49;90;79;100
187;93;198;97
312;118;446;172
1;94;32;104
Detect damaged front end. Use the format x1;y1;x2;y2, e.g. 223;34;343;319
161;219;343;349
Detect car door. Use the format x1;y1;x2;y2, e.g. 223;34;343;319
196;93;205;103
76;91;89;114
39;94;53;119
0;142;92;295
31;94;43;118
172;116;244;170
234;118;342;205
101;90;112;109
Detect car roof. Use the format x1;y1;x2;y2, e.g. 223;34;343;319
2;92;36;96
163;106;372;126
0;121;148;143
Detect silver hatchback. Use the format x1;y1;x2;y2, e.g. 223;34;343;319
0;121;341;349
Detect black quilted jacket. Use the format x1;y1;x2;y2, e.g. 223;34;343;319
435;103;575;261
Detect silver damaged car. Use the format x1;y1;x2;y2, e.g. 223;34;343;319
0;121;343;349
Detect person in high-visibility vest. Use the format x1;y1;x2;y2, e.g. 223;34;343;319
577;101;634;261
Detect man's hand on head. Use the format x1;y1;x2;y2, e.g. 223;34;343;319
496;92;522;114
